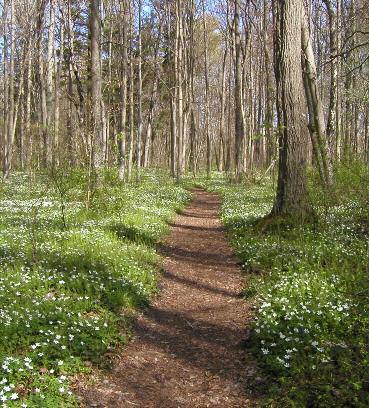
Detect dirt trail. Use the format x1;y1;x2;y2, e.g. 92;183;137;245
79;189;258;407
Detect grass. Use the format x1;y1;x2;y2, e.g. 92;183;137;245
0;169;190;407
192;166;369;407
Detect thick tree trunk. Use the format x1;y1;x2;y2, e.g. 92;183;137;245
272;0;311;218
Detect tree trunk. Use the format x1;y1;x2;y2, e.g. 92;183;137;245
234;0;245;181
219;48;228;172
136;0;142;181
323;0;338;158
3;0;15;178
89;0;104;167
118;0;128;181
127;4;134;182
176;0;184;182
272;0;311;218
45;0;55;167
301;14;334;187
202;0;211;178
54;7;64;168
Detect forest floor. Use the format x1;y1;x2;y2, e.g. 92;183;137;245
78;189;261;407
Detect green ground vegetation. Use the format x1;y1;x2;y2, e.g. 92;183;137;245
1;165;368;407
0;169;190;407
193;163;369;407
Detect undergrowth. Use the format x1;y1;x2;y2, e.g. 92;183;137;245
0;169;190;407
192;163;369;407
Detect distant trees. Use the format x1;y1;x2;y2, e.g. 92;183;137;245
0;0;367;196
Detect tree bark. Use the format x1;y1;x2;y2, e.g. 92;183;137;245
3;0;15;178
136;0;143;181
118;0;129;181
89;0;104;167
272;0;311;218
323;0;338;158
45;0;55;166
202;0;211;178
301;14;334;187
234;0;245;181
175;0;184;182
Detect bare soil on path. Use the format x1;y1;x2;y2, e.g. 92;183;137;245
78;189;259;407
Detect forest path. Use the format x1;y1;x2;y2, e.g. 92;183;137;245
79;189;258;407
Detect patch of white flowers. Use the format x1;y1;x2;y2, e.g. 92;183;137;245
217;180;368;376
253;269;352;370
0;171;190;406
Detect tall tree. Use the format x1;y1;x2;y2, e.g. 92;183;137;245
45;0;56;166
175;0;184;182
234;0;245;181
301;12;333;187
118;0;129;181
202;0;211;178
272;0;311;217
323;0;339;157
136;0;143;181
88;0;104;167
3;0;15;178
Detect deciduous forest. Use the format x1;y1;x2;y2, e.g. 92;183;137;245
0;0;368;407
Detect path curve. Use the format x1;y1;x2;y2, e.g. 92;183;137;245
79;189;257;407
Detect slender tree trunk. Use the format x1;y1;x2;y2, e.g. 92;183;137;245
202;0;211;178
127;4;134;182
264;0;274;166
188;0;197;175
25;37;32;167
234;0;245;181
34;0;47;169
54;6;63;167
323;0;338;158
118;0;128;181
89;0;103;167
176;0;184;182
66;0;77;166
3;0;9;177
144;75;158;168
303;72;325;183
136;0;142;181
3;0;15;178
170;95;177;178
219;48;228;172
45;0;55;166
301;15;334;187
143;21;162;168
